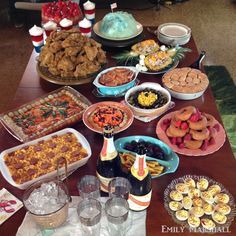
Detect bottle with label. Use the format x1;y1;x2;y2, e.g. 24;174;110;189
127;144;152;211
96;125;123;192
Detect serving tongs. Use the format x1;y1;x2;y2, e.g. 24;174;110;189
56;157;71;202
189;51;206;71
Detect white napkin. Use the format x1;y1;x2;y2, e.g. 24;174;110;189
134;102;175;123
16;197;146;236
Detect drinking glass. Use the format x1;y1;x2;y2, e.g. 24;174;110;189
77;198;102;236
105;197;129;236
108;177;131;200
77;175;100;200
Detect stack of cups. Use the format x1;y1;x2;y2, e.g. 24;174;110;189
29;25;44;53
43;21;57;37
83;0;95;25
59;18;73;30
79;18;92;37
77;176;131;236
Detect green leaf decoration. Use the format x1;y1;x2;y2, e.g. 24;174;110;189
170;47;192;62
112;51;139;66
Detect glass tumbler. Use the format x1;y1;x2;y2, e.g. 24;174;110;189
105;197;129;236
108;177;131;200
77;198;102;236
77;175;100;200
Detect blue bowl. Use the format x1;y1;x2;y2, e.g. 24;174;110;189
114;135;179;178
93;66;139;96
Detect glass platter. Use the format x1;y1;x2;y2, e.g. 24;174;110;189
0;86;91;142
164;175;236;233
114;135;179;179
93;21;143;41
156;111;226;156
37;63;106;86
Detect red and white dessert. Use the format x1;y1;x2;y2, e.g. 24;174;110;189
41;0;83;26
79;17;92;37
59;18;73;30
43;20;57;36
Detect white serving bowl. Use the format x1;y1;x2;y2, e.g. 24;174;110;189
125;82;171;117
93;66;139;96
163;85;207;100
157;23;191;46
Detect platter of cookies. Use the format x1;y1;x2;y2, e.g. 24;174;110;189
156;106;226;156
164;175;236;232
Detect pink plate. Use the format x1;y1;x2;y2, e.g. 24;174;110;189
83;101;134;134
156;111;226;156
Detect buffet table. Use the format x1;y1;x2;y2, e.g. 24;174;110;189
0;28;235;236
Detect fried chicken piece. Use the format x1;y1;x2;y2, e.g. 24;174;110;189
76;55;89;64
54;51;65;64
49;41;62;53
48;66;60;76
39;48;54;67
86;62;101;74
74;63;88;77
57;56;75;72
97;48;107;64
65;46;82;57
84;45;98;61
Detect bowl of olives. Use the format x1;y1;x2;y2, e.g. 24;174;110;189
124;82;171;117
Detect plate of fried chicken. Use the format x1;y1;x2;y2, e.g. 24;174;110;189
37;28;107;85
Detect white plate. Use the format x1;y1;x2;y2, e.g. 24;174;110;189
158;23;191;38
0;128;91;189
163;84;206;100
93;20;143;41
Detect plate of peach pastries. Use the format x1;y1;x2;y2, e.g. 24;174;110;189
37;28;107;85
156;106;226;156
164;175;236;232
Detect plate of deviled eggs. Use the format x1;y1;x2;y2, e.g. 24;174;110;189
164;175;235;232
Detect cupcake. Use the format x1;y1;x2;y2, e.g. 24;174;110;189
184;178;196;188
188;215;200;228
182;196;192;210
169;201;183;211
175;183;189;194
190;206;205;217
214;193;230;204
201;191;214;204
175;209;189;221
201;218;216;230
192;197;204;207
215;203;231;215
196;178;209;191
188;188;201;198
212;212;227;224
208;184;221;196
170;190;183;201
202;202;215;215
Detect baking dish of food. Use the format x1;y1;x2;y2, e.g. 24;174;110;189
0;86;91;142
0;128;92;189
93;66;139;96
